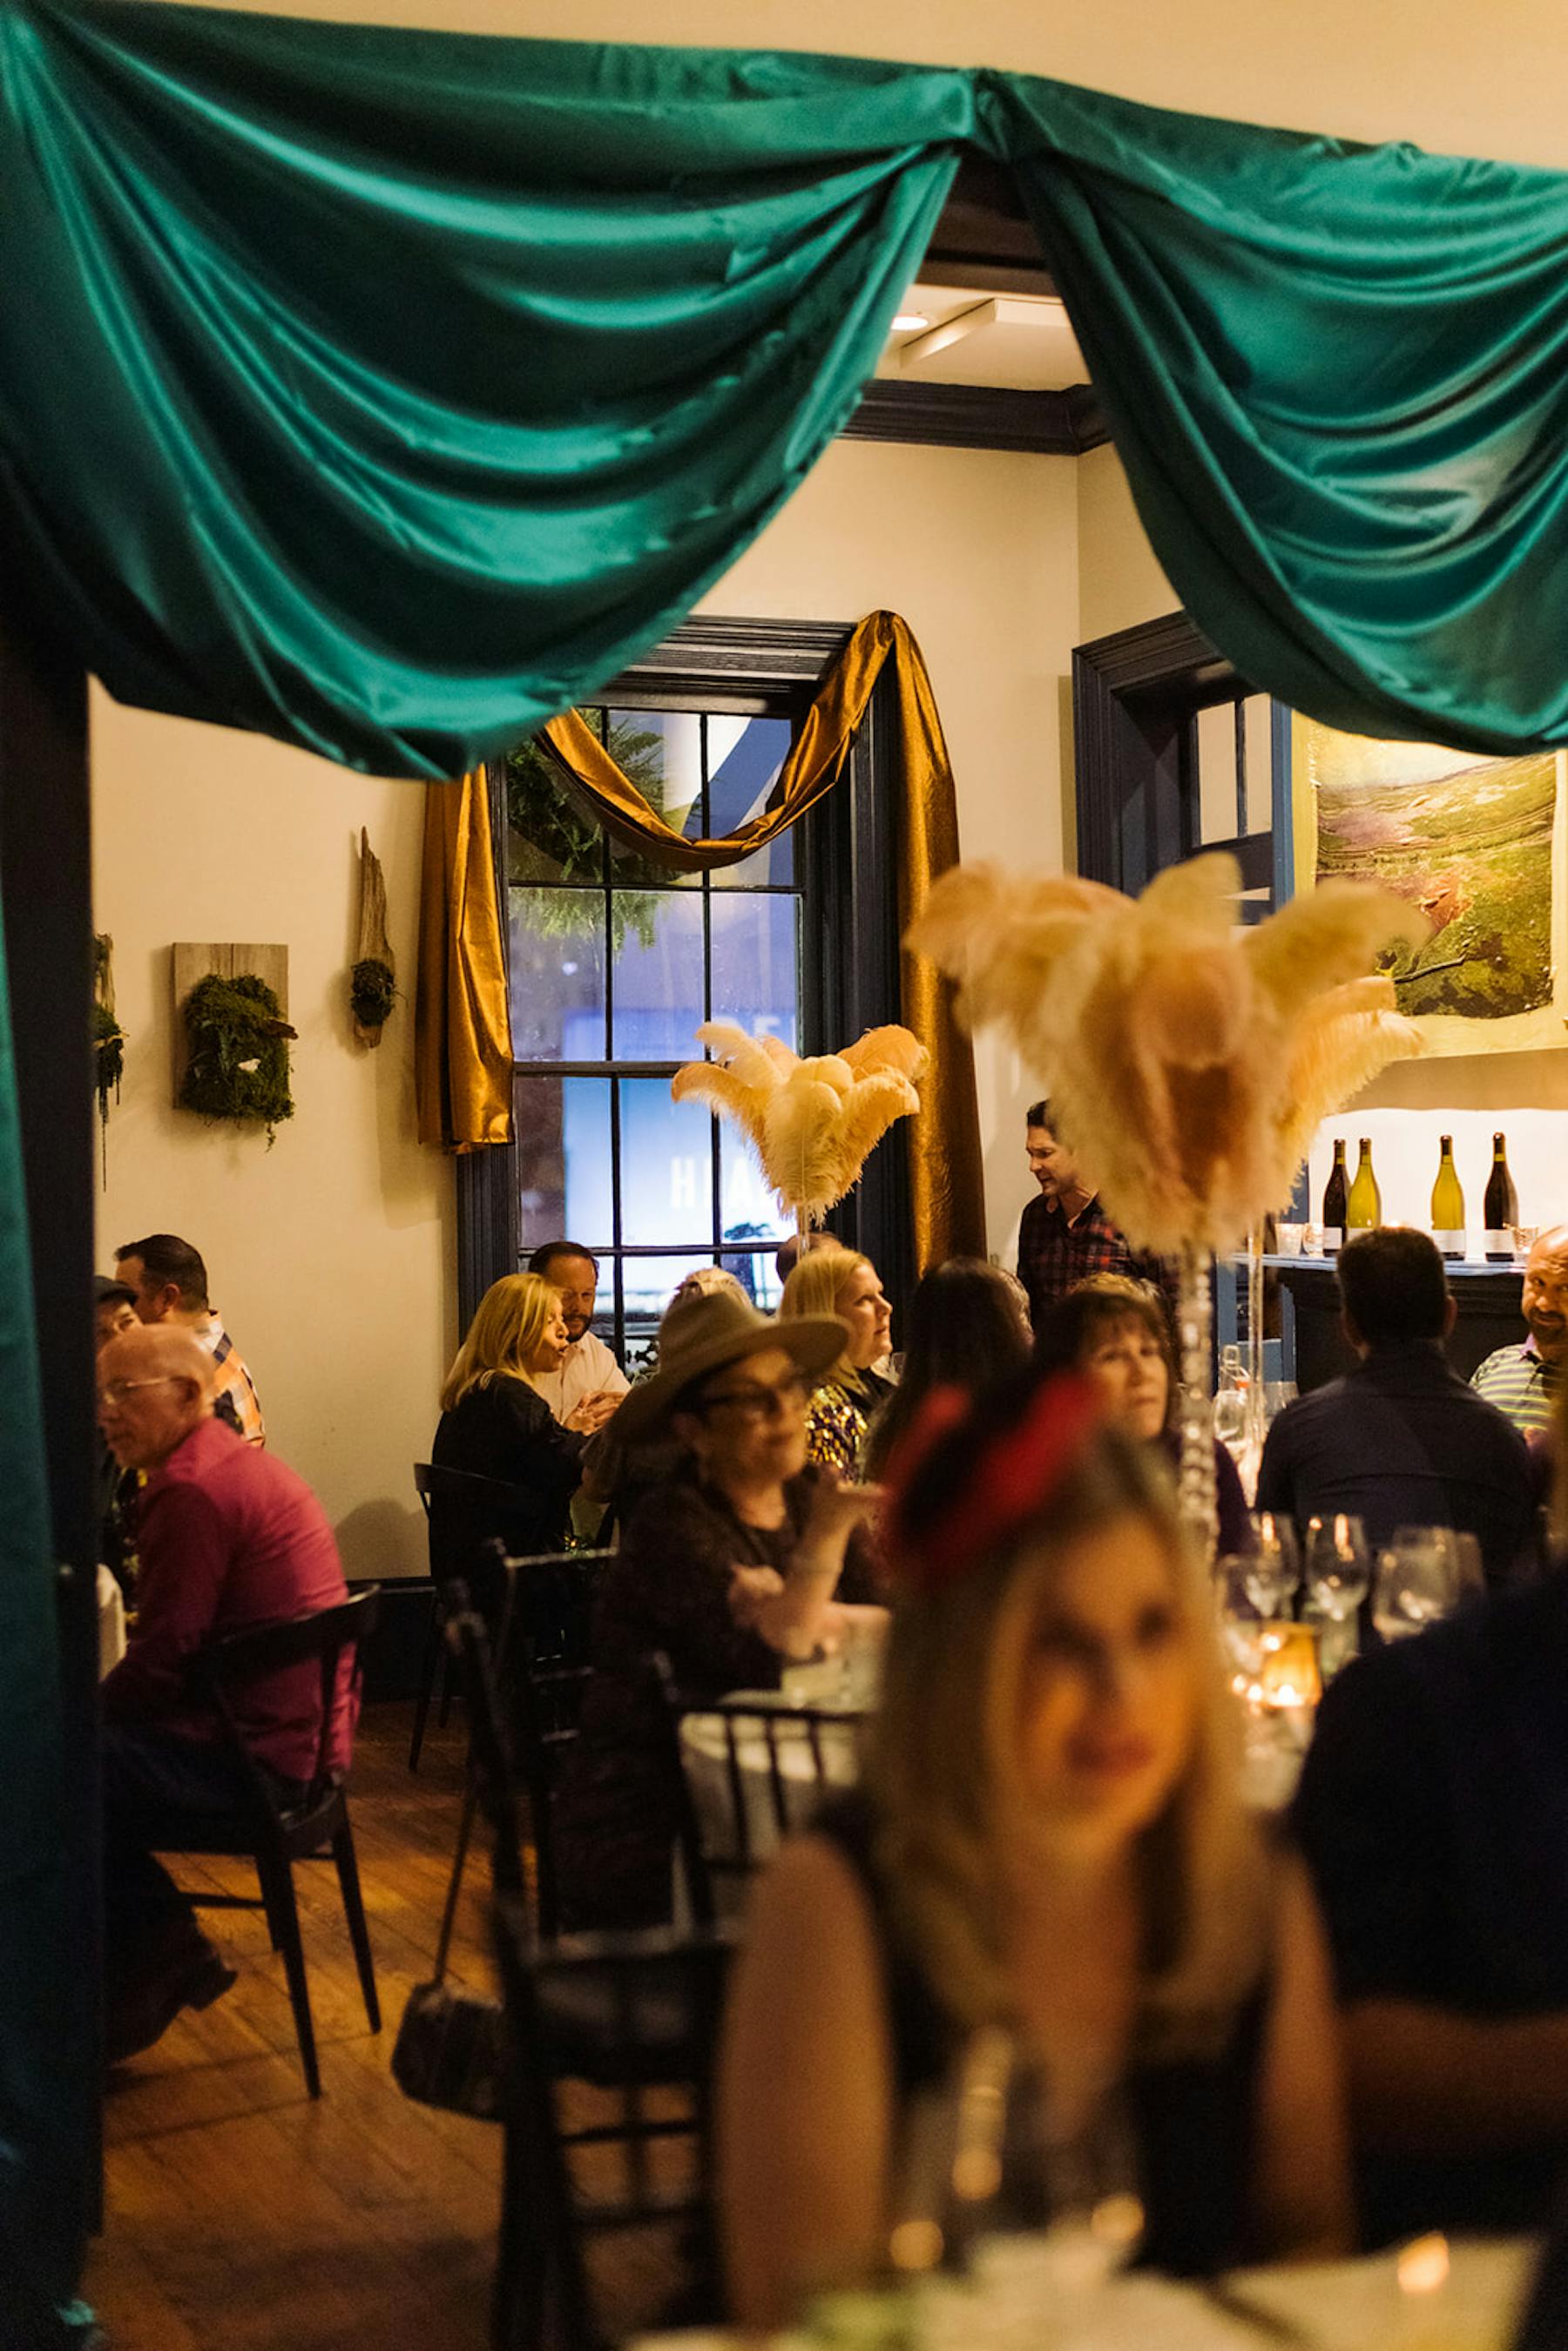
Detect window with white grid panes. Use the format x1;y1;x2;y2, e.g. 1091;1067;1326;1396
506;706;801;1372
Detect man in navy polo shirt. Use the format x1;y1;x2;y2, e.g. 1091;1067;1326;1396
1256;1226;1535;1586
98;1322;352;2061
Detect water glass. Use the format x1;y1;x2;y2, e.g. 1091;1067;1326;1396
1304;1514;1370;1619
1374;1527;1463;1642
1275;1224;1305;1257
1244;1513;1300;1619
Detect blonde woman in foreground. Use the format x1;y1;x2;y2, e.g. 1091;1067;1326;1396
719;1367;1350;2331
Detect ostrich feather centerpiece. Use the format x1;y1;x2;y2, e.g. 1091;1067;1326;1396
909;851;1428;1554
672;1021;927;1245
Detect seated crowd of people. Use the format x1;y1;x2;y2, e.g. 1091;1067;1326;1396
91;1112;1568;2327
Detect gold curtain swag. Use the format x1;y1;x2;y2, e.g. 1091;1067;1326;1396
415;768;514;1149
542;610;984;1265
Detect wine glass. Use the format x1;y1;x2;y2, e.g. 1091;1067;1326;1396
1244;1513;1300;1621
1304;1514;1370;1619
1304;1514;1369;1677
1374;1527;1462;1642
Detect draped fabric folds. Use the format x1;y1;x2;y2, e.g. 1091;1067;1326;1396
540;609;985;1264
5;0;1568;772
415;773;515;1150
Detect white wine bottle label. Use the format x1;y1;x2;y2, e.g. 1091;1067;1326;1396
1484;1229;1514;1258
1434;1230;1467;1257
1321;1227;1344;1253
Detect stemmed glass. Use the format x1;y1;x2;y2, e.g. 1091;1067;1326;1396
1373;1527;1463;1642
1244;1514;1300;1622
1304;1514;1370;1676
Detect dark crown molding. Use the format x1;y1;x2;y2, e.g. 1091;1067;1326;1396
841;376;1108;456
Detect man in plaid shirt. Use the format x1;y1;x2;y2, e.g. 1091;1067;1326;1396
114;1231;266;1447
1015;1100;1175;1335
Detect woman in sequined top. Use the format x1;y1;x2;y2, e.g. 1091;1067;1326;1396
779;1244;896;1476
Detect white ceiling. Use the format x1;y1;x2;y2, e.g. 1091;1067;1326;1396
875;280;1089;390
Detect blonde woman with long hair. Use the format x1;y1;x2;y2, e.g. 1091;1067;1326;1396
429;1272;600;1568
720;1367;1349;2329
779;1243;894;1474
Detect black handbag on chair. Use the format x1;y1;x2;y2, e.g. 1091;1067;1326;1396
392;1564;518;2120
390;1773;510;2120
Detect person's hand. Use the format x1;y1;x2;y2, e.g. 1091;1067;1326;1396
727;1563;786;1631
802;1471;883;1550
565;1390;619;1435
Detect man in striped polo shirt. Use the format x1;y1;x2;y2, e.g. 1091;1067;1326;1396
1470;1225;1568;1438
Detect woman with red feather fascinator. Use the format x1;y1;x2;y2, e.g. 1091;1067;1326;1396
719;1368;1349;2331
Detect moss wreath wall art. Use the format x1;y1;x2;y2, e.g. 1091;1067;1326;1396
179;972;297;1143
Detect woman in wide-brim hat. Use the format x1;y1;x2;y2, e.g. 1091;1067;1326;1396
553;1287;889;1932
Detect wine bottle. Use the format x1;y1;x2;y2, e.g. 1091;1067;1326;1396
1430;1135;1467;1260
1321;1139;1348;1254
1484;1132;1518;1261
1346;1139;1382;1233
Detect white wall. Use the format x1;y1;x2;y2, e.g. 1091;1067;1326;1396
178;0;1568;172
91;691;454;1580
701;437;1081;1256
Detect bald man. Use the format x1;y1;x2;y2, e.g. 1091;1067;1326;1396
1471;1224;1568;1438
98;1324;352;2063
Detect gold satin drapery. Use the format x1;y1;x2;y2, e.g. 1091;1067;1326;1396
541;611;983;1266
415;768;514;1149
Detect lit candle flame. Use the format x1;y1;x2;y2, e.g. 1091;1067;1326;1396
1396;2233;1450;2296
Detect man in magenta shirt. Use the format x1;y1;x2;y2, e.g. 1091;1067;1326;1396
98;1322;353;2061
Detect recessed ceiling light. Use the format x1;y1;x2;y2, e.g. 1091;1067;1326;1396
891;312;929;332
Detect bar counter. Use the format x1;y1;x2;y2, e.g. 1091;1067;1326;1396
1258;1254;1525;1394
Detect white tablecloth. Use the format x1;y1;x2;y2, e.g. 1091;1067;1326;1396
678;1694;862;1897
631;2235;1535;2348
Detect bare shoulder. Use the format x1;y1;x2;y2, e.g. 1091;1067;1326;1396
747;1828;880;1956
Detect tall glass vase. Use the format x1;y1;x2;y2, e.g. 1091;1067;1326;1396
1245;1226;1267;1479
1175;1239;1218;1567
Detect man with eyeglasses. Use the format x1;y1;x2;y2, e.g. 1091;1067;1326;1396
97;1322;352;2062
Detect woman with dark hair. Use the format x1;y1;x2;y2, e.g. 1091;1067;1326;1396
862;1258;1032;1483
720;1367;1349;2328
1035;1275;1254;1557
554;1287;886;1929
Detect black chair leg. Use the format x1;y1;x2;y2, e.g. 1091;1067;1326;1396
408;1592;445;1771
436;1645;454;1730
260;1853;321;2098
332;1822;382;2033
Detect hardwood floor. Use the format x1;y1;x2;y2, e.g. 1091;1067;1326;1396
87;1703;506;2351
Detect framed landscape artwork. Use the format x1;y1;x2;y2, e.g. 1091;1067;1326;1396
1291;717;1568;1057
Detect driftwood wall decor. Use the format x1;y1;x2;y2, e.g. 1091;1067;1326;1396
349;828;396;1046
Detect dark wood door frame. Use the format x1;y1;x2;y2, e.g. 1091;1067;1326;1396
0;599;101;2274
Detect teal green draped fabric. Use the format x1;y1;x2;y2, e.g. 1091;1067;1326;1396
7;3;1568;773
988;77;1568;756
0;0;969;774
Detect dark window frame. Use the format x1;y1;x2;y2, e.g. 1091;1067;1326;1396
456;618;909;1345
1071;609;1294;913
